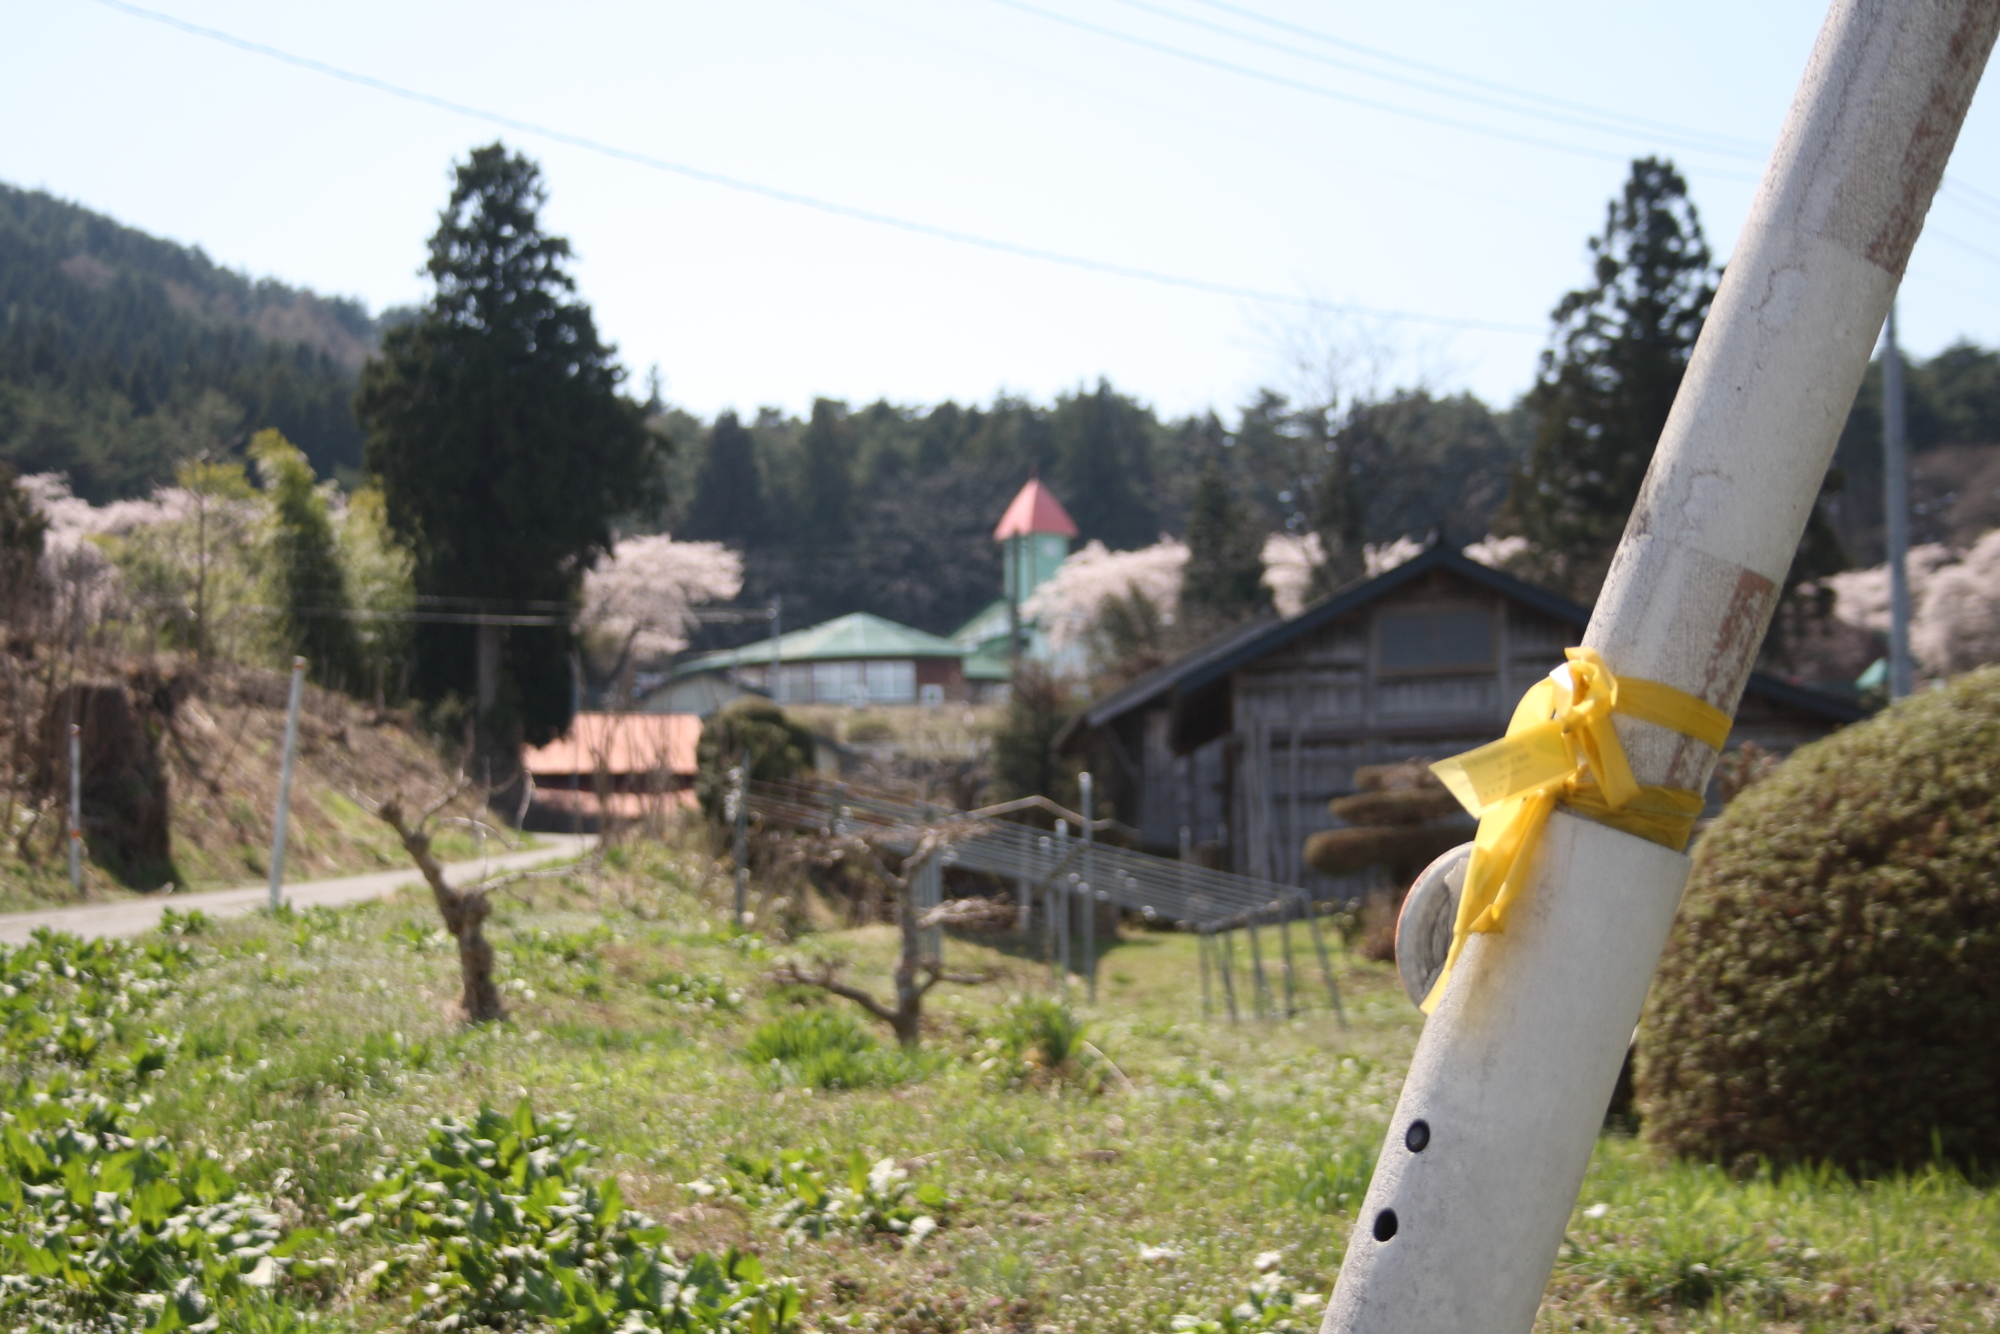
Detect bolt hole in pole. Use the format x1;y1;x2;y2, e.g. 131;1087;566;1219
1373;1209;1399;1243
1405;1120;1431;1153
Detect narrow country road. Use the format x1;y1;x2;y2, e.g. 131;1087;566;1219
0;833;595;946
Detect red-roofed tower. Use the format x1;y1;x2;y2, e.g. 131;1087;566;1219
995;477;1077;660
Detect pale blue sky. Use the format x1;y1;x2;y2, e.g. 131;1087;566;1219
6;0;2000;422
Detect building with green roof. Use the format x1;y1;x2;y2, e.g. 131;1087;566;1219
670;612;969;707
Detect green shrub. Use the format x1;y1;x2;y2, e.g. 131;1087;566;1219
711;1148;948;1246
984;997;1113;1091
0;1083;324;1330
741;1011;914;1090
336;1100;800;1334
694;698;815;824
1637;667;2000;1174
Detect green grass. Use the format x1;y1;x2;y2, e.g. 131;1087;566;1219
1;834;1994;1331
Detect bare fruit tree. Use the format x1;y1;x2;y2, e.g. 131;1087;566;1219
368;783;587;1022
772;822;1006;1048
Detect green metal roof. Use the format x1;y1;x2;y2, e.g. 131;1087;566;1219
677;612;965;674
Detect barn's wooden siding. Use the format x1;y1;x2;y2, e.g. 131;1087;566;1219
1098;561;1859;900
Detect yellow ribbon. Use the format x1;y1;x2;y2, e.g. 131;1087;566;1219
1420;648;1731;1013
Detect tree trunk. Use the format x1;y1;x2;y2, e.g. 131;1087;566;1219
380;798;505;1022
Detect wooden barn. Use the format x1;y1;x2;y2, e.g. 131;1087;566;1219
1055;545;1866;896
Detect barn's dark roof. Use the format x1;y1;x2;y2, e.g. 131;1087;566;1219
1057;545;1867;749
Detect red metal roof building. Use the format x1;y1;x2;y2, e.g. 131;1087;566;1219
522;712;701;827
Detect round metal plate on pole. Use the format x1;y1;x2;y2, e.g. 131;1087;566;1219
1394;844;1468;1009
1324;4;2000;1328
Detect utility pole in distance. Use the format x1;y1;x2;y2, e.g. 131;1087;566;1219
1323;4;1998;1329
1883;300;1916;700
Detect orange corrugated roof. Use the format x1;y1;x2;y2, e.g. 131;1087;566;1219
522;713;701;777
992;478;1079;540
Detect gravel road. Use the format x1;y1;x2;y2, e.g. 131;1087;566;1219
0;833;594;946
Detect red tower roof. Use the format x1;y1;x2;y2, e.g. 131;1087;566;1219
992;478;1079;541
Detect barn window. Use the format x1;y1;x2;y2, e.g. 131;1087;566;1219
1376;608;1494;675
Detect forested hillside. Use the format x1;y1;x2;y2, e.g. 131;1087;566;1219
658;384;1525;642
0;182;376;499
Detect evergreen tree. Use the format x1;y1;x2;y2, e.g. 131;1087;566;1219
681;410;763;545
1053;379;1157;550
356;143;661;754
1180;453;1271;630
250;429;365;691
799;398;854;550
0;462;49;628
1504;157;1715;599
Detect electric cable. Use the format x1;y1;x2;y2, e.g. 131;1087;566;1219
983;0;1637;165
84;0;1540;336
1176;0;1772;157
1104;0;1768;162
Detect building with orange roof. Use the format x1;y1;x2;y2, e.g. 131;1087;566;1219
521;712;701;829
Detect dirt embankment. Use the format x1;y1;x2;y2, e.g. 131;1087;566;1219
5;659;475;905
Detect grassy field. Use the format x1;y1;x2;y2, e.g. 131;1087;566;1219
2;833;1995;1332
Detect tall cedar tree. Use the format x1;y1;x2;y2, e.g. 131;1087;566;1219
357;143;659;751
1181;447;1272;632
0;462;49;627
1053;380;1158;550
250;428;365;691
1504;157;1715;600
682;410;764;545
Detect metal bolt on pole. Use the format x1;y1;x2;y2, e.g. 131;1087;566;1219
268;657;307;911
1884;299;1916;699
67;723;82;893
1325;5;1997;1328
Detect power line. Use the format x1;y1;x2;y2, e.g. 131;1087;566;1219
986;0;1706;168
1105;0;1768;162
85;0;1541;337
1177;0;1771;159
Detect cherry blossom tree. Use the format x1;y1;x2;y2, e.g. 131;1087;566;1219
578;533;743;692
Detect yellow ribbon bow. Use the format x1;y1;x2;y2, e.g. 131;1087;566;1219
1421;647;1731;1014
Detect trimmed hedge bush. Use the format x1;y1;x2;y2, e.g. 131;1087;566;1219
1637;667;2000;1175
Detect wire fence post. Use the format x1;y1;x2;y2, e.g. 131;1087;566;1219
1080;772;1096;1003
731;748;750;926
1218;929;1240;1023
267;656;306;911
1301;891;1345;1025
1247;915;1272;1019
1199;929;1213;1018
1280;900;1298;1018
67;722;82;893
1055;820;1071;991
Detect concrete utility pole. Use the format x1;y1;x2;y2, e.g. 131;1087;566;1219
268;657;307;911
1884;300;1916;699
1323;5;1997;1329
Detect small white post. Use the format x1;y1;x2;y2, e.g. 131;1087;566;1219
732;747;750;924
1079;771;1096;1002
268;656;307;911
67;722;82;892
